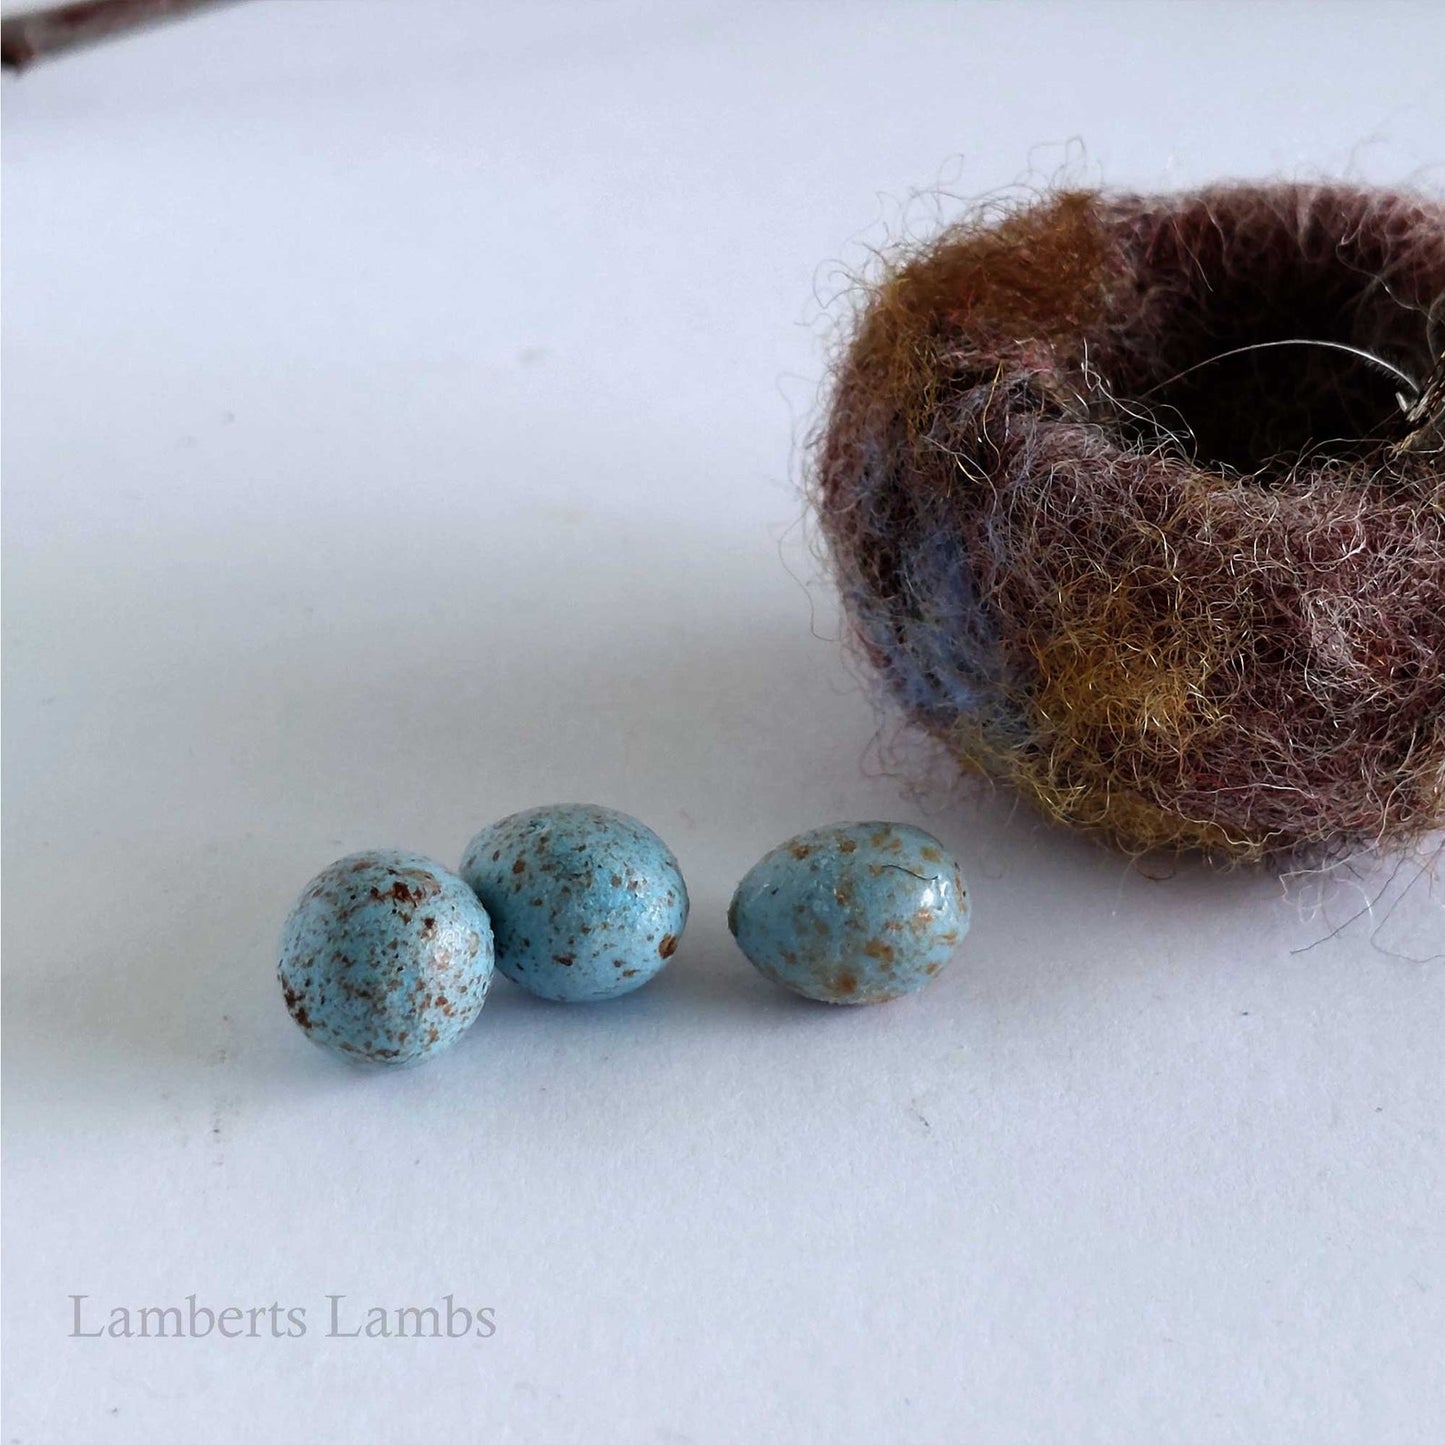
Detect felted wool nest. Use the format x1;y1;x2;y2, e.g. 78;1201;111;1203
814;183;1445;860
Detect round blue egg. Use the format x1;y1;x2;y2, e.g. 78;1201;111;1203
729;822;969;1004
460;804;688;1002
277;850;495;1066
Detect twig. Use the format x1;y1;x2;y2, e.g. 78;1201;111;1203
1;0;240;73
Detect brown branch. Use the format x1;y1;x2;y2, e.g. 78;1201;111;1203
1;0;241;73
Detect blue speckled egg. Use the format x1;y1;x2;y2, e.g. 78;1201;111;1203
728;822;970;1004
277;850;494;1066
459;804;688;1002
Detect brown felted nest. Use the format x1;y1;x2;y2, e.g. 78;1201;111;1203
814;183;1445;861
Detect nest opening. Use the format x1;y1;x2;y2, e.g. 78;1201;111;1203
1106;210;1436;476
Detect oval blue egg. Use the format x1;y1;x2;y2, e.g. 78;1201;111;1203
729;822;969;1004
277;850;494;1066
460;804;688;1003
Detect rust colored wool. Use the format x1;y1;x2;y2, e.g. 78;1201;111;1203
814;184;1445;859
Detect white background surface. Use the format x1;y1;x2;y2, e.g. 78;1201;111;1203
4;3;1444;1441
